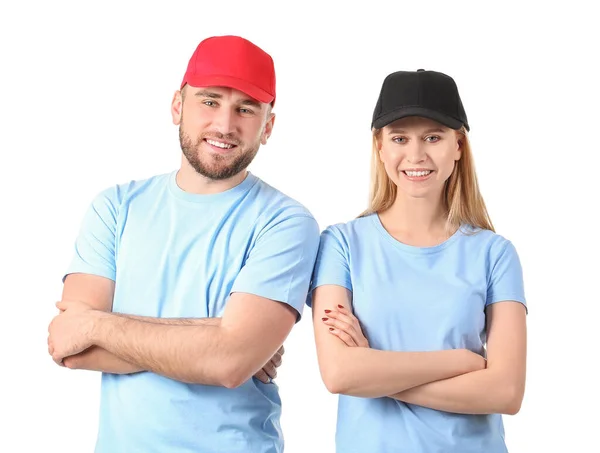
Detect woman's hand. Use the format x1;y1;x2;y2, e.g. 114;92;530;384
321;305;370;348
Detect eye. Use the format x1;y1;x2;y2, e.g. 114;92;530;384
425;135;441;143
238;107;255;115
392;136;407;144
203;100;217;107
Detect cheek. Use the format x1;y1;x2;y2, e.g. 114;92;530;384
250;121;268;142
434;150;459;178
379;147;401;169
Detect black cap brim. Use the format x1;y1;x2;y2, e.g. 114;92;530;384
372;106;467;131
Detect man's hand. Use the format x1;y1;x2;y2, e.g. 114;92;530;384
254;345;285;383
48;300;101;365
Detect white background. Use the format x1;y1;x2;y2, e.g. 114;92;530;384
1;1;598;452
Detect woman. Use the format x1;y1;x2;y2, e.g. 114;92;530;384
308;69;527;453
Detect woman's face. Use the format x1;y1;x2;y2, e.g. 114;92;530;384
378;116;461;200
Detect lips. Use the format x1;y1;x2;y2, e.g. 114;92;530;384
403;170;432;177
204;138;236;149
401;169;435;181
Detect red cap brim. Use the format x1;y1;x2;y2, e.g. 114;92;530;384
181;74;274;104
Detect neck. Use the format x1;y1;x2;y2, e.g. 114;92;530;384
379;190;452;246
175;158;248;195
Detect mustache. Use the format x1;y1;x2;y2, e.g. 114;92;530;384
200;131;242;147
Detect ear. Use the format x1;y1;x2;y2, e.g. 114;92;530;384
171;90;183;126
261;111;276;145
454;133;463;161
375;135;384;159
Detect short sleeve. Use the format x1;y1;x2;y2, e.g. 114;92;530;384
306;225;352;308
230;214;320;320
486;240;527;312
63;188;119;282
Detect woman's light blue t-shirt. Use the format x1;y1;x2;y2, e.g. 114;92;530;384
308;213;526;453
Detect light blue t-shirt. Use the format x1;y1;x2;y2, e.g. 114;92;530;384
65;170;320;453
307;213;526;453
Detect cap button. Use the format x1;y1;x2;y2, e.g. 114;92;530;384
417;68;425;72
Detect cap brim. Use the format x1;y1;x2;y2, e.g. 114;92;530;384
182;74;274;104
372;107;465;131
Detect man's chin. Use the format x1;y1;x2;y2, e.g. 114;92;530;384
193;163;245;181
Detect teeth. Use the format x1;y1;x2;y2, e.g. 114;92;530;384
206;139;234;149
405;170;431;177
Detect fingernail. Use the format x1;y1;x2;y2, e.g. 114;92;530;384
324;309;331;313
329;328;334;331
322;317;328;321
337;305;344;309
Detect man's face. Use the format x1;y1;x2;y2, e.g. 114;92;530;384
172;85;274;180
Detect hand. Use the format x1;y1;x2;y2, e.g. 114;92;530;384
48;300;99;365
254;345;285;383
321;304;369;348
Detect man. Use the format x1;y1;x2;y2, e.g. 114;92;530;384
47;35;320;453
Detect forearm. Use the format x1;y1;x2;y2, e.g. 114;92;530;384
63;346;144;374
391;303;527;415
91;312;236;386
323;347;483;398
63;316;221;374
116;314;221;326
390;368;522;415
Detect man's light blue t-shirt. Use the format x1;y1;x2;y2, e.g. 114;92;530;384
65;171;320;453
308;213;526;453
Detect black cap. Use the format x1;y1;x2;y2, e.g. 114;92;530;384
371;69;469;131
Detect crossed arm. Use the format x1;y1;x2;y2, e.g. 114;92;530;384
311;285;527;415
49;273;293;387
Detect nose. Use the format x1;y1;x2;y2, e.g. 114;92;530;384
406;142;427;164
212;107;237;136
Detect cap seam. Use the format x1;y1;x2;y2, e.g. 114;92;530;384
375;106;461;120
417;72;421;105
187;73;274;96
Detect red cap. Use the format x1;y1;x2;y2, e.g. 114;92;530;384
180;35;276;105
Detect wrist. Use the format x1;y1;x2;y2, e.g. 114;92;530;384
89;310;113;347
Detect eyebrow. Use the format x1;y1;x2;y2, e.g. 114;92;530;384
388;128;447;134
194;89;262;110
239;98;262;110
194;90;222;99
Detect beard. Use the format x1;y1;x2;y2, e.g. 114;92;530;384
179;123;260;181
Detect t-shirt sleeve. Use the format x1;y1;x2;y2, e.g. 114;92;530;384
486;239;527;312
63;188;119;282
230;214;320;320
306;225;352;308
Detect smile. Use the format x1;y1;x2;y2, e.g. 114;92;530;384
205;139;236;149
402;169;434;181
403;170;432;177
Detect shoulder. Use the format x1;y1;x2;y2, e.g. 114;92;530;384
458;226;515;248
248;176;320;244
458;226;521;267
322;213;376;240
91;172;170;209
316;214;377;255
251;175;319;226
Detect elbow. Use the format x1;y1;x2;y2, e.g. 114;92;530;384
500;384;525;415
321;363;350;395
216;365;249;389
215;358;257;389
184;359;248;388
503;394;523;416
221;374;246;389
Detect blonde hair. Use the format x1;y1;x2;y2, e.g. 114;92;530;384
359;126;494;232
